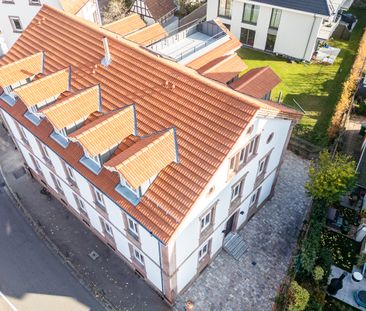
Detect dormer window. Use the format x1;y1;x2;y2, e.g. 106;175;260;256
50;127;69;148
80;149;102;175
115;175;141;205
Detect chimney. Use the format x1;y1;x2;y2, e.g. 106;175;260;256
101;37;112;67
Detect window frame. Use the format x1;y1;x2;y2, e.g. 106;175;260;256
249;187;262;208
127;216;139;236
198;240;210;261
242;4;259;25
269;8;281;30
200;210;212;232
29;0;41;5
231;181;242;202
9;16;23;33
134;248;145;266
240;27;256;46
104;220;114;237
94;187;105;207
66;164;76;181
218;0;232;18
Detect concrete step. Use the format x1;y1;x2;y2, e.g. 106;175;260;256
223;233;248;260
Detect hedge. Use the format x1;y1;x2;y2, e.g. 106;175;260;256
328;29;366;140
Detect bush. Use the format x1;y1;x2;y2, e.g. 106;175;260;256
317;248;333;281
288;281;310;311
305;297;323;311
313;266;325;282
329;29;366;139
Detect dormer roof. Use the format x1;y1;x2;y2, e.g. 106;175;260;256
105;129;178;189
0;52;43;87
13;68;70;108
69;105;136;157
198;54;248;84
103;14;146;36
41;85;100;131
125;23;167;46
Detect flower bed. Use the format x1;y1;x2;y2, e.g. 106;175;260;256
320;229;361;271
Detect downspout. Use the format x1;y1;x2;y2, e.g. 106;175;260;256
158;242;165;298
303;14;317;61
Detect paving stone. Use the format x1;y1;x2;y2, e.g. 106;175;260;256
175;151;310;311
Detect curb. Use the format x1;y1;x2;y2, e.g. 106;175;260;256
0;165;116;311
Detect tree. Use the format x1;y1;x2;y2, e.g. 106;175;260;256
102;0;129;24
305;150;357;204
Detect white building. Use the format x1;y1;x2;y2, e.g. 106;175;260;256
0;0;101;56
0;5;302;303
207;0;354;61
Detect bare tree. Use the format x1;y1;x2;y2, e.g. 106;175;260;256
102;0;129;24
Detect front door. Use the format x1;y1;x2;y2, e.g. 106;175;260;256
224;213;236;237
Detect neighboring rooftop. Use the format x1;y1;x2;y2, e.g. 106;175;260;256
230;67;281;99
0;5;301;243
59;0;89;14
252;0;330;16
125;23;167;46
132;0;177;21
102;14;146;36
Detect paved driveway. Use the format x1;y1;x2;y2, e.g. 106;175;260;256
175;152;310;311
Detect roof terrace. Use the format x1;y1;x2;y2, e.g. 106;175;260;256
147;20;229;64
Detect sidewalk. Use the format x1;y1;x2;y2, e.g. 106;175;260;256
0;126;170;311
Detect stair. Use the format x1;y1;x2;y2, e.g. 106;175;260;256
223;232;248;260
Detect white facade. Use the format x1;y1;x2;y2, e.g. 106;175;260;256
207;0;329;61
0;0;101;56
0;102;293;300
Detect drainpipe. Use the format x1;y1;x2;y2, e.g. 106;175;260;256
303;14;317;61
158;242;165;299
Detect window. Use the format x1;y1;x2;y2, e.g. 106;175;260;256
240;28;256;46
257;154;270;177
29;0;41;5
134;248;144;265
127;216;138;236
231;181;242;202
218;0;232;18
242;4;259;25
198;240;210;261
104;220;113;237
201;210;213;231
265;33;277;52
34;159;42;172
269;8;281;29
94;187;105;208
250;187;261;207
9;16;23;32
66;164;75;181
78;197;87;212
2;0;15;4
267;133;274;144
19;126;29;144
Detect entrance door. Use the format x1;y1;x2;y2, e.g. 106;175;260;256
224;213;236;236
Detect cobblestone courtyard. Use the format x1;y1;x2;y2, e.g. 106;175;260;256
175;152;311;311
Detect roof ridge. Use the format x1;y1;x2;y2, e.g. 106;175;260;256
41;85;98;114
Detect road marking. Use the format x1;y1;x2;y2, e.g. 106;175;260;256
0;290;18;311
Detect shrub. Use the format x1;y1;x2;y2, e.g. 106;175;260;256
329;29;366;139
317;248;333;281
313;266;325;282
288;281;310;311
103;0;129;24
305;297;323;311
305;151;357;204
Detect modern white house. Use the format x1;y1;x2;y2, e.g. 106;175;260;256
0;0;101;56
0;5;302;303
207;0;354;61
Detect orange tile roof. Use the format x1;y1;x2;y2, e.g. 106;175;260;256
105;129;177;189
198;54;247;84
0;5;301;243
187;20;242;70
13;69;70;108
69;106;136;157
41;85;100;131
59;0;89;14
230;66;281;99
125;23;167;46
0;52;43;87
103;14;146;36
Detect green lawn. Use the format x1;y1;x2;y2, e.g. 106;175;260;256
237;8;366;146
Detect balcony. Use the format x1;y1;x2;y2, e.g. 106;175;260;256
148;21;228;64
318;15;342;40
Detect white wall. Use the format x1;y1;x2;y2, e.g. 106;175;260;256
172;115;292;292
206;0;325;61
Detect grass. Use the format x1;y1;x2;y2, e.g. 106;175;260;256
324;296;359;311
320;229;361;271
236;8;366;146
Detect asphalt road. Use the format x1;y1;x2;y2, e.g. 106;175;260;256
0;177;105;311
